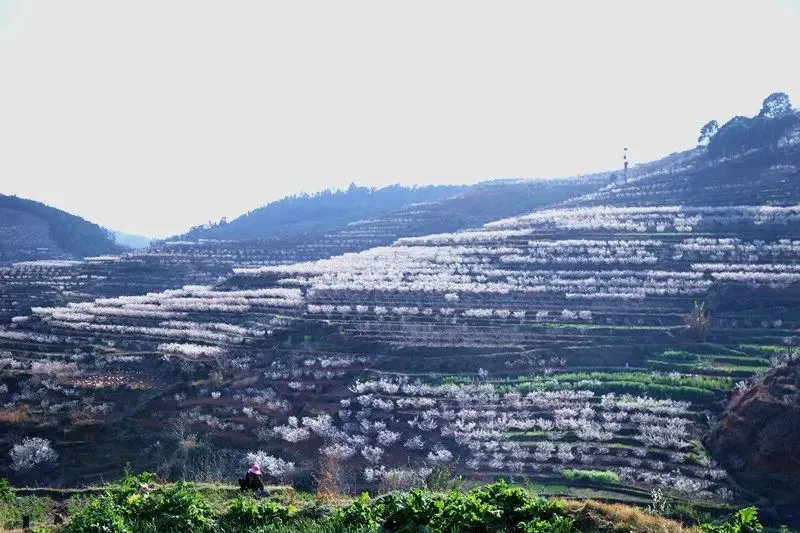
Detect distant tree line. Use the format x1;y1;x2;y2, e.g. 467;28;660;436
172;183;470;242
698;92;799;158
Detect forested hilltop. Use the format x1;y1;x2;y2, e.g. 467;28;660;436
171;183;472;242
0;195;122;265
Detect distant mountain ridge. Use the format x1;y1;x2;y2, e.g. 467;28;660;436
0;194;122;264
113;231;152;249
168;183;472;242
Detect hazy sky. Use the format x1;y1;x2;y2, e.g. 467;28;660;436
1;1;799;237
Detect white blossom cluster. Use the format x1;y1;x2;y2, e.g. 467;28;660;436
10;437;58;471
245;451;296;478
157;343;224;357
26;286;303;348
484;205;800;234
362;466;431;487
30;360;79;376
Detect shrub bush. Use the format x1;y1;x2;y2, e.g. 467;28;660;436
63;473;216;533
334;480;569;532
0;479;12;503
129;482;216;533
424;465;463;492
0;494;51;531
217;498;296;532
60;495;128;533
561;469;621;484
700;507;762;533
9;437;58;472
333;492;383;530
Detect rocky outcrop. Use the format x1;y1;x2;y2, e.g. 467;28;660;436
706;358;800;519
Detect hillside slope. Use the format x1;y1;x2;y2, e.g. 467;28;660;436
2;131;800;520
170;183;472;242
0;175;605;323
0;194;122;264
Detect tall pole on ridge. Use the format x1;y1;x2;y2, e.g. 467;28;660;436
623;147;629;182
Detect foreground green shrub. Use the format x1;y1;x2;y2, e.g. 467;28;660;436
63;473;215;533
700;507;762;533
129;482;216;533
0;479;12;503
334;480;570;533
217;498;296;532
61;495;128;533
473;480;563;527
62;472;150;533
334;492;383;531
0;494;51;530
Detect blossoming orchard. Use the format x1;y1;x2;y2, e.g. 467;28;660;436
1;143;799;509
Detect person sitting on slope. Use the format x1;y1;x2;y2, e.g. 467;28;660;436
239;464;268;498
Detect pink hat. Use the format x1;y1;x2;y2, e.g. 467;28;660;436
249;465;261;475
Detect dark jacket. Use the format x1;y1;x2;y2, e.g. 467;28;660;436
239;471;264;492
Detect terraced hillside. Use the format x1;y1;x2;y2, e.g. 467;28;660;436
570;149;800;208
0;176;606;323
2;139;800;519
